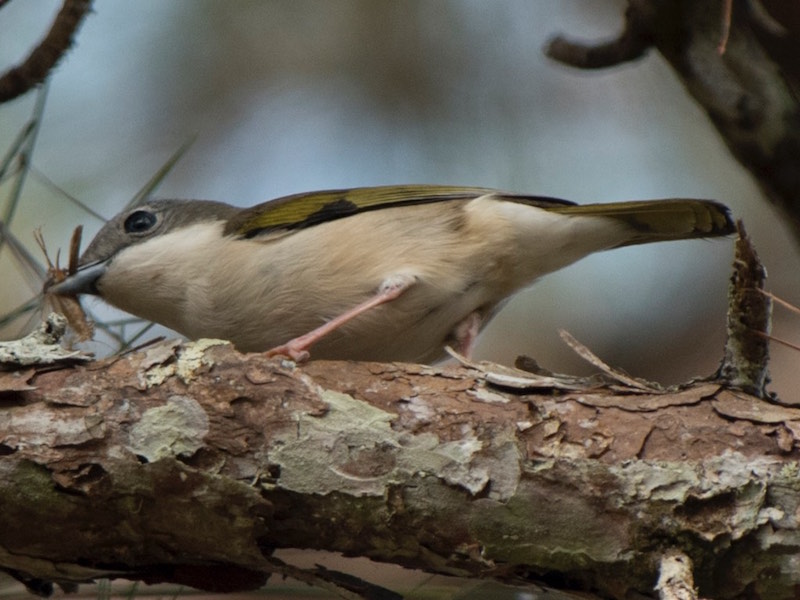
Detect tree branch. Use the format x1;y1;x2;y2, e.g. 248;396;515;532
0;0;94;104
546;0;800;246
545;2;655;69
0;328;797;599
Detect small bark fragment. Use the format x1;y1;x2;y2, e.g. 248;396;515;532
656;550;700;600
0;313;91;366
716;221;771;396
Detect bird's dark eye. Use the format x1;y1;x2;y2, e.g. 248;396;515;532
124;210;157;234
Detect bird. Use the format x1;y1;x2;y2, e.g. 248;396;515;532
47;185;734;363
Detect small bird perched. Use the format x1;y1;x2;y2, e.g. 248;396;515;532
48;185;734;363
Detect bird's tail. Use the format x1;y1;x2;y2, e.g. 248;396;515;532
548;199;735;247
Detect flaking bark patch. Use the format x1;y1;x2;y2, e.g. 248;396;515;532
1;343;799;597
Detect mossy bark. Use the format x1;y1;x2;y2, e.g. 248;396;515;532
1;340;799;598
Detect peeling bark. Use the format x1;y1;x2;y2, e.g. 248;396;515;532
717;222;771;396
1;338;799;599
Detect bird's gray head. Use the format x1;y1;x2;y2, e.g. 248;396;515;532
81;200;238;265
49;199;238;296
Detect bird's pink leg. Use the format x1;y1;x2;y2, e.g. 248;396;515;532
266;274;417;362
450;310;482;358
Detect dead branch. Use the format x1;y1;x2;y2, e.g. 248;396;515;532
546;0;800;245
0;0;94;103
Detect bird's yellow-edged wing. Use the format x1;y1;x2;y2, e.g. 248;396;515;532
224;185;575;237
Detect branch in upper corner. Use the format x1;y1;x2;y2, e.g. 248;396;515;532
0;0;94;103
716;220;771;397
544;3;654;69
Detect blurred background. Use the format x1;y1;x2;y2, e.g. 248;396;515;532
1;0;798;396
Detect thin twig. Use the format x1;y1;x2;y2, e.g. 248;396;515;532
1;83;48;226
30;166;107;222
760;290;800;316
126;137;196;209
718;0;733;55
558;329;657;391
753;330;800;354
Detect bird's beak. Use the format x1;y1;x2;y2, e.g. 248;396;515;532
46;261;107;296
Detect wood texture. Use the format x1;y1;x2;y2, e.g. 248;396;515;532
1;337;798;598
